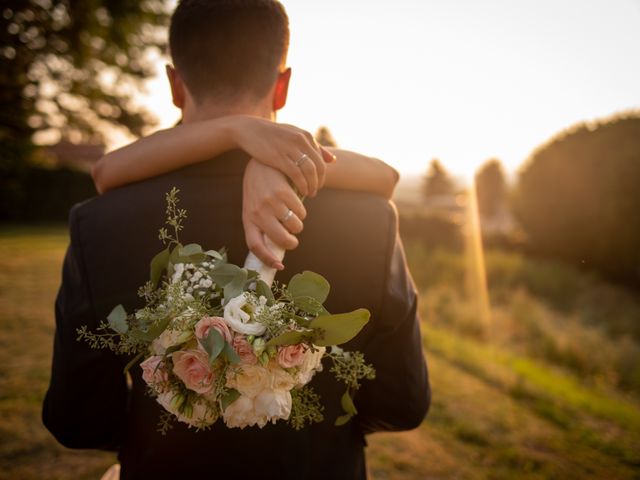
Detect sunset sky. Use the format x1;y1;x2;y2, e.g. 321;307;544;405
139;0;640;178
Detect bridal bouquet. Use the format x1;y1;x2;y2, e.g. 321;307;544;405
78;188;375;433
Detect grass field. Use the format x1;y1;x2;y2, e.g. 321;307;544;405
1;226;639;479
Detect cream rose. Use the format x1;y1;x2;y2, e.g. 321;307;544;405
268;364;296;391
156;390;217;427
226;364;270;398
172;349;216;394
195;316;233;343
296;345;326;387
254;389;292;425
151;327;193;355
277;344;306;368
232;335;258;365
223;293;266;336
221;394;255;429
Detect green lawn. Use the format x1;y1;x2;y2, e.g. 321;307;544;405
0;226;638;479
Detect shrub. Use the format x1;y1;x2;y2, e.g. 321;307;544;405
513;114;640;283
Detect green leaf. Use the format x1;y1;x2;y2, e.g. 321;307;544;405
222;341;241;364
309;309;370;346
335;414;352;426
288;271;330;304
341;390;358;415
179;243;203;256
292;296;327;315
133;316;172;342
169;243;183;264
221;388;241;411
265;330;308;347
107;305;128;334
210;263;242;287
150;247;171;287
204;249;223;260
200;328;225;363
224;268;248;301
255;279;275;304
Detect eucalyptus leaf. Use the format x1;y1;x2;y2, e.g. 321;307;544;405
169;244;183;264
292;296;326;315
224;268;248;301
200;328;225;363
221;388;241;411
309;309;370;346
335;414;352;426
288;271;330;304
204;249;223;260
341;390;358;415
222;341;241;364
255;279;275;304
107;305;128;334
210;263;242;287
265;330;308;347
133;316;172;342
179;243;203;256
149;247;170;287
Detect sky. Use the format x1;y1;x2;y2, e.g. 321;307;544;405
138;0;640;178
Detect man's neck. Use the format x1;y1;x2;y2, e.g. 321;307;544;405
182;98;274;123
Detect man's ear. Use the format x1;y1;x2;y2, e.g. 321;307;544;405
166;65;186;109
272;67;291;111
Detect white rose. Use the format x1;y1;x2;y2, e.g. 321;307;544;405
254;389;292;425
296;345;326;387
223;293;266;336
227;364;270;398
222;395;256;429
156;390;217;427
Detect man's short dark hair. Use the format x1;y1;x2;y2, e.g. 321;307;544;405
169;0;290;103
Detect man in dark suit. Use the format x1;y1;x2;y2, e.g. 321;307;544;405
43;1;430;478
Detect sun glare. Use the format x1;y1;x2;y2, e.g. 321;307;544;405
135;0;640;180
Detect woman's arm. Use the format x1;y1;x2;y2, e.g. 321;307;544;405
325;148;399;200
92;115;329;197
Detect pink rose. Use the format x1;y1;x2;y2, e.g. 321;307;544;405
172;349;216;394
232;335;258;365
277;344;306;368
140;355;168;387
195;316;233;344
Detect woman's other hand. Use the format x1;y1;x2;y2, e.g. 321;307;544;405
242;159;306;269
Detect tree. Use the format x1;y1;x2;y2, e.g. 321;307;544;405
0;0;170;221
475;158;507;216
0;0;170;159
315;126;337;147
423;159;456;199
513;113;640;282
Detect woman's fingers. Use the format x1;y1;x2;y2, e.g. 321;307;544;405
259;215;299;250
320;146;337;164
280;155;309;196
244;222;284;270
295;152;318;197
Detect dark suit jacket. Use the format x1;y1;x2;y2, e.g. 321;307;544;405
43;150;430;480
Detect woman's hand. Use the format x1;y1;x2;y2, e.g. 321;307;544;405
242;159;306;269
229;116;335;198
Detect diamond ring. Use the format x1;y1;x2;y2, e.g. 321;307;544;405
281;209;294;223
295;153;309;167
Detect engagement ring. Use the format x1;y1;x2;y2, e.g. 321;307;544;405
281;209;294;222
295;153;309;167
